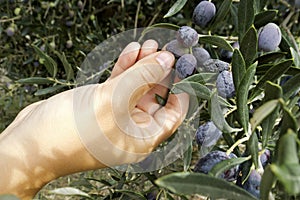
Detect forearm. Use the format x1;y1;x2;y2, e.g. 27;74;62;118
0;86;105;199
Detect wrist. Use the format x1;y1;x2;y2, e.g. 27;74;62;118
0;88;106;199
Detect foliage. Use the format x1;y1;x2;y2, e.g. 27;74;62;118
1;0;300;199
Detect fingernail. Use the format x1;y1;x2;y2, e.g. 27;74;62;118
156;51;173;70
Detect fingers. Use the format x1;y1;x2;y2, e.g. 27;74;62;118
109;42;141;79
109;40;159;80
137;40;158;60
153;92;190;145
111;51;175;112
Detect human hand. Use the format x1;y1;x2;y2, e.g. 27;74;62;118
78;39;189;166
0;40;189;199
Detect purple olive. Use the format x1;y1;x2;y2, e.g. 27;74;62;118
166;39;189;58
176;26;199;48
216;70;235;98
258;23;281;52
175;54;197;79
193;1;216;28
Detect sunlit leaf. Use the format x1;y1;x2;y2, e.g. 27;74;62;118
210;156;251;179
250;99;279;132
164;0;188;18
199;36;233;52
155;172;257;200
49;187;91;198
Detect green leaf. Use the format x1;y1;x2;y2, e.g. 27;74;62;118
210;90;240;133
238;0;255;39
155;172;257;200
34;85;66;96
277;129;299;165
236;62;257;132
279;27;298;54
32;45;57;77
271;163;300;195
182;73;217;85
183;143;192;172
261;82;282;148
248;133;259;168
254;10;277;28
282;72;300;100
290;47;300;68
232;49;246;90
250;99;279;132
155;94;166;106
255;52;287;65
163;0;188;18
17;77;55;84
240;26;258;67
0;195;20;200
54;51;74;81
199;36;233;52
251;59;293;99
279;105;298;136
210;156;251;178
210;0;232;31
260;166;277;200
172;81;211;100
49;187;91;198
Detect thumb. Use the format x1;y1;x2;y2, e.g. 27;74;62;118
112;51;175;110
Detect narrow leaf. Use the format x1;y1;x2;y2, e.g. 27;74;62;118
250;99;279;132
271;163;300;195
282;72;300;100
183;73;217;85
260;166;277;200
210;156;251;178
210;90;240;133
290;47;300;68
254;10;277;28
34;85;66;96
261;82;282;148
237;62;257;132
172;81;211;100
279;105;298;137
32;45;57;77
255;52;287;65
248;133;259;168
49;187;91;198
238;0;255;39
155;172;257;200
277;129;299;165
199;36;234;52
183;143;192;172
240;26;257;67
210;0;232;31
232;49;246;90
251;59;293;99
17;77;55;84
54;51;74;81
164;0;188;18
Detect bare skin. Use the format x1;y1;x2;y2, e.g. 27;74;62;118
0;40;189;199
